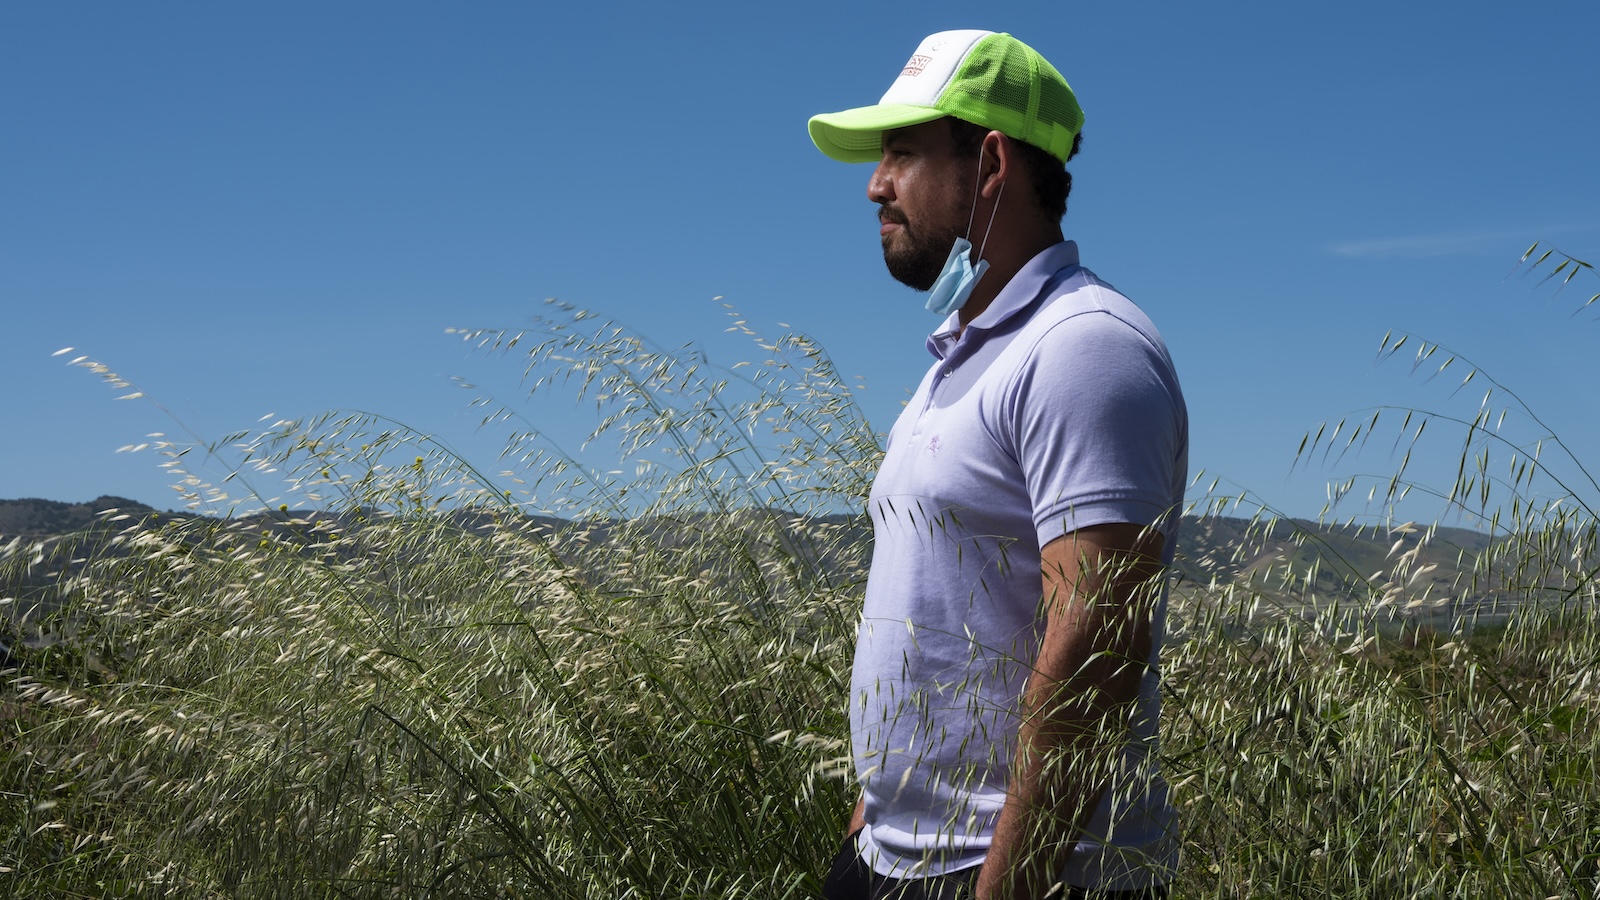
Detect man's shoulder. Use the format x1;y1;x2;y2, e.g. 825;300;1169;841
1022;266;1165;350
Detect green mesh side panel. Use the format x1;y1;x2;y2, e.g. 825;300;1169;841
939;34;1083;161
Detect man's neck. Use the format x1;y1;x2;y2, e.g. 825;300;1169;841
955;230;1063;333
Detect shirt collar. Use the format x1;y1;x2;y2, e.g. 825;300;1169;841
925;240;1082;360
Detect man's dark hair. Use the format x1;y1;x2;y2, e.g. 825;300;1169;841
948;117;1079;224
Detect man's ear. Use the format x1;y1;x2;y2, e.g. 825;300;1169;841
979;131;1011;199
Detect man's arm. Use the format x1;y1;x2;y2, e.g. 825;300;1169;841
974;521;1164;900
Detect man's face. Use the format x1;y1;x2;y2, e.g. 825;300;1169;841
869;120;975;291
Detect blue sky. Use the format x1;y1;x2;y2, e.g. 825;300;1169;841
4;1;1597;523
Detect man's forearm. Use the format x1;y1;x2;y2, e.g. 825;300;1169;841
975;524;1160;900
975;660;1132;898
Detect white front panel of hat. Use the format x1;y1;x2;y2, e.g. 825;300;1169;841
877;30;992;107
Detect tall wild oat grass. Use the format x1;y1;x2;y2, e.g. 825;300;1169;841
4;274;1598;897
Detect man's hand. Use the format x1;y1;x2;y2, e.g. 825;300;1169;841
974;521;1164;900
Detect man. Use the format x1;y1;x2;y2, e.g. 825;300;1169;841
808;31;1187;900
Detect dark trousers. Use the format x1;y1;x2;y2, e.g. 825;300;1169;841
821;832;1169;900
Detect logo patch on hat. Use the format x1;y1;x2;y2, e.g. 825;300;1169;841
901;54;932;77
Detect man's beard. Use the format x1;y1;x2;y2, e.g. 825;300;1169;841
879;205;963;292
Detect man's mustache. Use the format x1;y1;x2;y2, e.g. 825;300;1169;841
878;205;908;227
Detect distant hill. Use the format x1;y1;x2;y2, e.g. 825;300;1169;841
1171;514;1497;604
1;497;1508;632
0;496;158;536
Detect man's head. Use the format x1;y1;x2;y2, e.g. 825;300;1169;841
810;31;1083;294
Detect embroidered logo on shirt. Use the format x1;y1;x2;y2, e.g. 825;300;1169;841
927;435;941;456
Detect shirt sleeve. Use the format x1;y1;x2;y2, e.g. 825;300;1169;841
1002;298;1186;548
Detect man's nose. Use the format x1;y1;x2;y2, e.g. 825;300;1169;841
867;163;893;204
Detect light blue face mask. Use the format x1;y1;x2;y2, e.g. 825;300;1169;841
925;152;1005;317
925;238;989;316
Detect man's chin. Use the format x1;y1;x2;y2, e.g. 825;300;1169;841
883;255;936;291
884;269;936;292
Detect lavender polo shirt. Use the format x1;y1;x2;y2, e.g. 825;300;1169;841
851;241;1187;888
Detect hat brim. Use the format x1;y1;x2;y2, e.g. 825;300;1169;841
808;104;949;163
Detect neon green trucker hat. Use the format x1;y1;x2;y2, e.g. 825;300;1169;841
808;30;1084;164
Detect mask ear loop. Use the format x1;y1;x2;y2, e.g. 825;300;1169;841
964;147;1005;261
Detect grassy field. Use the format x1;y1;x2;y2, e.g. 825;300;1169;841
3;277;1597;897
